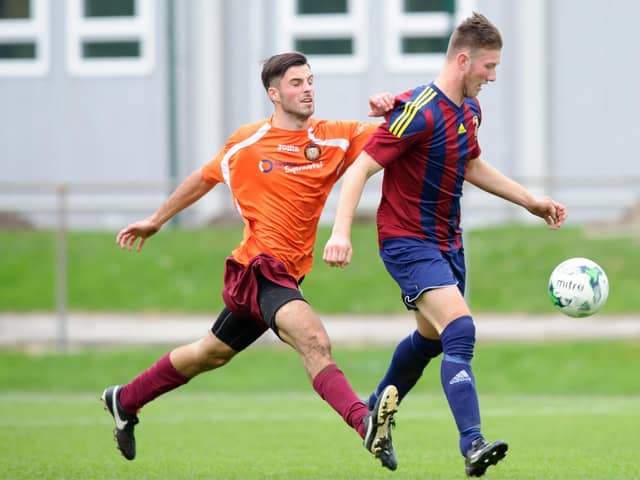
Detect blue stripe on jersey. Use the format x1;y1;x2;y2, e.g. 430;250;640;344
420;101;446;245
447;109;471;250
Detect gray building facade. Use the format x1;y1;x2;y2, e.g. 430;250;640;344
1;0;638;229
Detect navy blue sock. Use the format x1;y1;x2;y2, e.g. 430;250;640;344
368;330;442;408
440;315;482;455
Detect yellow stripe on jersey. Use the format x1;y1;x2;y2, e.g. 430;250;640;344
388;87;437;138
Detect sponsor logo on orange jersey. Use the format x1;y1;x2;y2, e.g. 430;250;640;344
259;158;324;174
258;159;273;172
277;144;300;152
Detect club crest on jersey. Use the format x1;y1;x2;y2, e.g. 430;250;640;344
472;115;479;137
304;143;321;161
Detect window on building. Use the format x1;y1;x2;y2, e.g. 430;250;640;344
385;0;471;73
295;38;352;55
0;0;31;18
296;0;347;15
66;0;154;76
0;0;49;76
83;0;135;17
405;0;455;13
277;0;367;73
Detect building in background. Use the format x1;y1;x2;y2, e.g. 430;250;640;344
1;0;638;229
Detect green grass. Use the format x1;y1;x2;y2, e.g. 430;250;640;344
2;341;640;395
1;342;639;479
2;392;638;479
1;224;639;313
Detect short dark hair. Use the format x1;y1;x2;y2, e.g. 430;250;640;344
448;12;502;56
261;52;309;91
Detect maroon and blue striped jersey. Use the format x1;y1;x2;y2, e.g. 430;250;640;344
364;82;482;252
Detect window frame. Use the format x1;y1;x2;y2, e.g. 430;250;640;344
276;0;367;74
384;0;474;73
0;0;50;76
65;0;154;76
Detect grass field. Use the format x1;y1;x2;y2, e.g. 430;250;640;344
2;224;639;313
2;392;638;479
2;224;639;478
2;342;639;479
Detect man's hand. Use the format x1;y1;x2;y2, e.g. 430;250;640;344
368;92;395;117
116;218;160;252
528;197;568;230
323;233;353;267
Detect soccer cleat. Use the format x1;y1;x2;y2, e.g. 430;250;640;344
101;385;139;460
464;438;508;477
377;429;398;471
363;384;399;471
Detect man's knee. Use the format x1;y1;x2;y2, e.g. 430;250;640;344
440;315;476;363
292;324;333;357
277;301;332;355
303;328;332;357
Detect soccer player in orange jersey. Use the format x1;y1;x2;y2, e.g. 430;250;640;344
101;52;400;470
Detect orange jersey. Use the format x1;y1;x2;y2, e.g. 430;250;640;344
202;118;377;281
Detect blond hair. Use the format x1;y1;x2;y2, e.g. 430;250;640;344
447;12;502;57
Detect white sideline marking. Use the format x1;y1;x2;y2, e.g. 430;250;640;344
0;393;638;428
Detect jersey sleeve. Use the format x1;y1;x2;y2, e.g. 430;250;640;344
363;123;424;168
363;92;431;168
341;121;380;169
201;128;244;184
201;152;224;183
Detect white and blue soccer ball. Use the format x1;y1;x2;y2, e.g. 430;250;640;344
548;257;609;318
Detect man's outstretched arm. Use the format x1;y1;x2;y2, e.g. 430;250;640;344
116;168;216;251
465;157;567;229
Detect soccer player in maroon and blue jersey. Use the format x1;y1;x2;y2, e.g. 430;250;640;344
323;13;567;477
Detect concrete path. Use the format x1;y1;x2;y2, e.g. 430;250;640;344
1;312;639;349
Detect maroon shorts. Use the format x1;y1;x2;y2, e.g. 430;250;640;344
222;253;304;327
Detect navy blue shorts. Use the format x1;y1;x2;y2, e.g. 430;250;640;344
380;237;466;310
